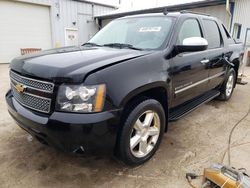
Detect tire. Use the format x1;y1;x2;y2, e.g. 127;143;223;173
217;68;236;101
117;99;166;166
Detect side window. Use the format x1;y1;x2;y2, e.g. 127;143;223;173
203;20;221;49
178;19;202;44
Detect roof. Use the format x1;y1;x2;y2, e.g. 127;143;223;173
118;12;182;19
95;0;226;20
117;11;212;20
73;0;118;9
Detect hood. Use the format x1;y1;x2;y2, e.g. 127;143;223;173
10;46;152;83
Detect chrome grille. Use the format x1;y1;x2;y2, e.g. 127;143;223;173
10;71;54;113
10;71;54;93
11;85;51;113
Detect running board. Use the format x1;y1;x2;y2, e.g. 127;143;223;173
169;90;220;122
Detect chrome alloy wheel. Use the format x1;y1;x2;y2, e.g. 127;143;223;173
130;110;161;158
226;73;234;97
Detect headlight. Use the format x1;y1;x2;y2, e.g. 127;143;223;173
56;84;106;113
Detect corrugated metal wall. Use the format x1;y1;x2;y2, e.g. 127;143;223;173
189;5;230;28
55;0;114;46
232;0;250;42
15;0;115;47
100;5;230;29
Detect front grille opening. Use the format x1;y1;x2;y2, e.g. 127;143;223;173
10;71;54;93
10;71;54;114
11;85;51;113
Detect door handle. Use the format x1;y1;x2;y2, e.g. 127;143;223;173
200;59;209;64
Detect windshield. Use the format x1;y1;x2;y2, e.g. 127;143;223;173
88;16;173;50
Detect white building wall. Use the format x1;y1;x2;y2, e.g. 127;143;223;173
54;0;114;46
232;0;250;43
100;5;230;30
14;0;115;47
0;0;53;63
189;5;230;28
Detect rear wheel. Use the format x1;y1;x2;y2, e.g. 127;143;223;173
117;99;166;166
217;68;236;101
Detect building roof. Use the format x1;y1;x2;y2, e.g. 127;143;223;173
73;0;118;9
95;0;226;20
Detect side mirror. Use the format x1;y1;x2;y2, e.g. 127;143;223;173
176;37;208;53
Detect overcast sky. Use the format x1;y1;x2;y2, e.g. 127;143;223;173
88;0;201;10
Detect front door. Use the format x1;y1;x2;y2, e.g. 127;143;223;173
171;18;209;107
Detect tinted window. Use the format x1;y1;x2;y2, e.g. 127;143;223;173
178;19;202;44
203;20;221;49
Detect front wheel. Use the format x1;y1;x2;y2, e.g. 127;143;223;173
217;68;236;101
117;99;166;166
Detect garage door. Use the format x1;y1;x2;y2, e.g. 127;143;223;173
0;1;52;63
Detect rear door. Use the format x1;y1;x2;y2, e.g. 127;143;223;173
171;17;209;107
202;19;226;90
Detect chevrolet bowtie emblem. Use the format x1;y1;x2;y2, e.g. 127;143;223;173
15;84;26;93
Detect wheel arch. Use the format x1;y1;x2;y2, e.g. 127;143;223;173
231;57;240;86
229;50;242;77
120;82;169;132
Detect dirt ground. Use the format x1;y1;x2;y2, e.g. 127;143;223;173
0;64;250;188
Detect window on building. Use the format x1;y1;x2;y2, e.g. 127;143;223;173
245;28;250;46
233;23;242;39
203;19;222;49
178;19;202;44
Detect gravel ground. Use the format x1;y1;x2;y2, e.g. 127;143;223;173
0;64;250;188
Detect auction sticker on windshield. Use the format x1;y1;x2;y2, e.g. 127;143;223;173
139;27;162;32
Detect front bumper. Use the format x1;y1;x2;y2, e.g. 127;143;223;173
5;90;121;154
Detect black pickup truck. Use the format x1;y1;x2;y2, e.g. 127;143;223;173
6;11;243;165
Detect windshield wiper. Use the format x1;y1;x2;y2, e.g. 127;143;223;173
103;43;143;51
82;42;103;47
